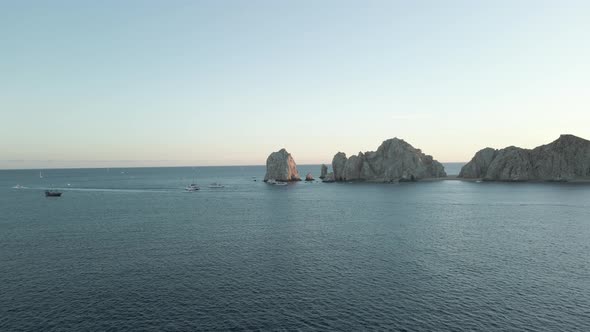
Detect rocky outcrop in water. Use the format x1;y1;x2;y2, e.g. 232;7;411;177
264;148;301;182
320;164;328;179
305;173;314;181
459;134;590;181
322;172;335;183
332;152;347;181
331;138;446;182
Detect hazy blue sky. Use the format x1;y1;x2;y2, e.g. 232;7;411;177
1;0;589;168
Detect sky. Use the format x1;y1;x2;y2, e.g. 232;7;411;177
1;0;589;169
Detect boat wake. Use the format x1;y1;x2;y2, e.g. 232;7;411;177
39;187;174;193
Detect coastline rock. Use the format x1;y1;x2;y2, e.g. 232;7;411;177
264;148;301;182
459;134;590;181
322;172;335;183
320;164;328;179
456;148;497;178
330;138;446;182
332;152;348;181
343;153;364;181
305;173;314;181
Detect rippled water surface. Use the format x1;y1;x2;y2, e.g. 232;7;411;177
1;165;589;331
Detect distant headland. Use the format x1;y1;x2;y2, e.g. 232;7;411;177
458;134;590;182
264;134;590;183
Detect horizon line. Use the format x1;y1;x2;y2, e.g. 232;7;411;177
0;161;467;171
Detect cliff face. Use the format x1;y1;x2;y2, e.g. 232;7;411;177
264;148;301;182
331;138;446;182
457;148;497;178
459;135;590;181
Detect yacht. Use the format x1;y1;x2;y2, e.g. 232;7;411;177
185;184;200;191
45;190;62;197
267;179;287;186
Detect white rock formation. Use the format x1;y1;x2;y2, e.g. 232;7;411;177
331;138;446;182
459;134;590;181
264;148;301;182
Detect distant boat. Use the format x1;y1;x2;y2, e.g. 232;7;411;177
186;174;200;191
185;184;200;191
208;182;225;188
12;184;26;189
267;179;287;186
39;171;43;178
45;190;62;197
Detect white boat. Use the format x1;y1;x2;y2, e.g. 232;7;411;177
208;182;225;188
267;179;287;186
185;183;200;191
186;173;200;191
12;184;26;189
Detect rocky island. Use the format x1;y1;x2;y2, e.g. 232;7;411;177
459;134;590;181
319;164;328;179
329;138;446;182
264;148;301;182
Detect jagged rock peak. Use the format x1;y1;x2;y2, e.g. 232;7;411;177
459;134;590;181
330;138;446;182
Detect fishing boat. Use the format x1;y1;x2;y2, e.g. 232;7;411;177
185;184;200;191
45;190;62;197
267;179;287;186
185;173;200;191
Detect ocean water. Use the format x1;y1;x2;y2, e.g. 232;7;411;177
1;165;589;331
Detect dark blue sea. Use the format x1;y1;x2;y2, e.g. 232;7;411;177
1;164;589;331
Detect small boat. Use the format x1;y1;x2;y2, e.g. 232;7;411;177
185;184;200;191
266;179;282;185
208;182;225;188
267;179;288;186
12;184;26;189
45;190;62;197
